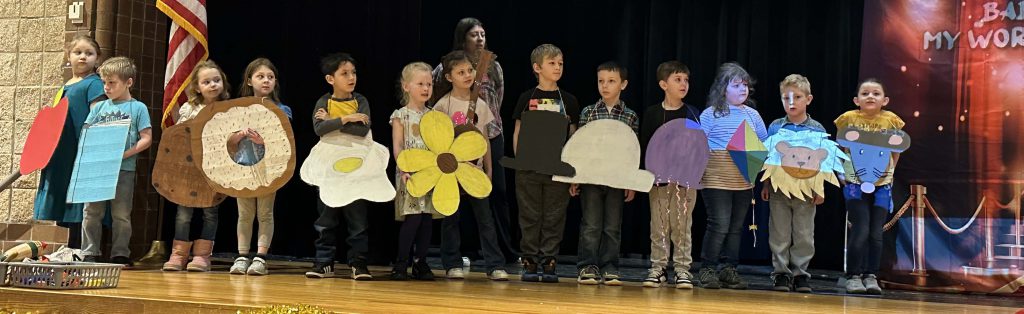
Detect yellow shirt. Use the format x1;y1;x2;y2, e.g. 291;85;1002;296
834;110;905;131
834;110;906;186
328;98;359;119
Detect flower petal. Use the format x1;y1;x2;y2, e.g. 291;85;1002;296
406;166;442;197
454;163;492;198
421;111;454;153
449;131;488;161
432;174;460;216
396;148;437;172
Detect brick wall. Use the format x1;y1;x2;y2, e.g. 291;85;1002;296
0;0;70;223
0;0;166;258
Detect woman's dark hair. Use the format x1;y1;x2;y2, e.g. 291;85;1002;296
452;17;484;51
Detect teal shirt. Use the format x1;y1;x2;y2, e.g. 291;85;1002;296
66;74;107;139
84;98;152;171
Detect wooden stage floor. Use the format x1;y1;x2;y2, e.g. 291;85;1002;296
1;266;1022;313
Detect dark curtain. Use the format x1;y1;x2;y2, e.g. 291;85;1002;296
169;0;862;270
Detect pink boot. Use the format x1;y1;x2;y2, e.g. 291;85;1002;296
186;239;214;272
162;240;192;271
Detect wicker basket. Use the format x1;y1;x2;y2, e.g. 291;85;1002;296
6;262;123;290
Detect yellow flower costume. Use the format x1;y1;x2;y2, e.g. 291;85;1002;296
396;111;491;215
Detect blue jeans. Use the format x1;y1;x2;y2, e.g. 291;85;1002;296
314;197;369;265
576;184;623;273
441;195;505;271
700;188;752;269
82;171;135;258
174;205;219;241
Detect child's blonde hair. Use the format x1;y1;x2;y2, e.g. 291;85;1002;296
239;58;281;103
530;44;562;77
399;62;433;105
779;74;811;96
186;60;231;104
98;56;136;81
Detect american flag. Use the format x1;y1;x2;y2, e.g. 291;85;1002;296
156;0;208;128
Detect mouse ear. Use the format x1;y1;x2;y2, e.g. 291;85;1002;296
888;130;912;151
887;134;903;146
844;130;860;141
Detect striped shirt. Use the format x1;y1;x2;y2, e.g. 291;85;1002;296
699;105;767;190
700;105;768;150
702;151;753;190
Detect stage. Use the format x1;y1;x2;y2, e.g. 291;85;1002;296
1;263;1021;313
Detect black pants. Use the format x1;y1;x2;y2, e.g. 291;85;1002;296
845;194;887;276
515;170;570;260
489;135;520;262
314;198;369;265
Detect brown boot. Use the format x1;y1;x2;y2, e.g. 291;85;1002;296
162;240;192;271
186;239;214;272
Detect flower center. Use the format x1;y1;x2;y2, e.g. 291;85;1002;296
437;153;458;174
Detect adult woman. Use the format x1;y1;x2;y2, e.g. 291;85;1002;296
433;17;517;263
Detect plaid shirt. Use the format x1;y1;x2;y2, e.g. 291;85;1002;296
767;114;826;136
579;100;640;134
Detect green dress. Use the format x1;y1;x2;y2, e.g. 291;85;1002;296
33;74;105;222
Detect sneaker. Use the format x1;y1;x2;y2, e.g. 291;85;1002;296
111;256;132;268
305;262;335;279
540;257;559;283
772;273;792;292
793;275;813;293
411;259;434;281
577;265;599;285
674;270;694;289
82;255;98;263
391;260;410;281
697;267;721;289
488;268;510;281
845;275;867;294
230;256;251;275
643;268;667;288
351;260;373;281
521;257;540;282
446;267;465;279
602;272;622;286
247;257;269;276
863;274;883;295
719;266;748;289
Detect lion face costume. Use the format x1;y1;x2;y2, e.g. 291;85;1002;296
760;129;848;201
776;141;829;179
